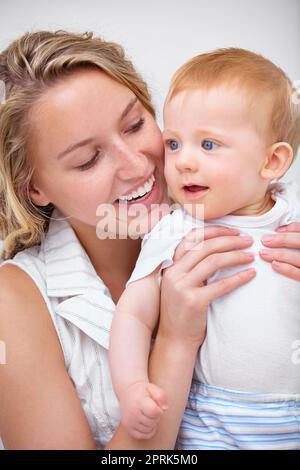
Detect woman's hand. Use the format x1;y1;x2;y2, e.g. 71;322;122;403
260;222;300;281
159;226;255;349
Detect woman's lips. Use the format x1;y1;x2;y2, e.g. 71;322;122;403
182;185;210;200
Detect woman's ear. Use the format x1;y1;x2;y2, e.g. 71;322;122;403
260;142;293;180
28;181;51;207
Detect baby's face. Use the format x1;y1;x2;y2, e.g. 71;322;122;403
163;86;271;219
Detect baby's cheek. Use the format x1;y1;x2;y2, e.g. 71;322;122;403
212;165;237;185
163;161;175;187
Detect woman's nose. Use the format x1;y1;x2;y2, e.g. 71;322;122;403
175;148;199;173
114;143;149;180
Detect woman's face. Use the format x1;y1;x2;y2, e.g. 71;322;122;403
28;68;170;236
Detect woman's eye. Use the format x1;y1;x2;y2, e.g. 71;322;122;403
167;140;180;151
201;139;219;151
77;151;101;171
126;118;145;133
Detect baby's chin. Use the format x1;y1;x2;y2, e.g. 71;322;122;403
180;201;230;221
171;189;233;220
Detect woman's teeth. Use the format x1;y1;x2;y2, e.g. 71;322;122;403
118;174;155;202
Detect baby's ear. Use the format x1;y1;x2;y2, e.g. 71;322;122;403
260;142;293;180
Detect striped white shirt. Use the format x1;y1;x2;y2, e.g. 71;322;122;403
0;208;120;449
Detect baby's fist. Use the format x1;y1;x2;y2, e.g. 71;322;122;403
120;381;168;440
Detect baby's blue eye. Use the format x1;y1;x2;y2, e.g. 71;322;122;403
168;140;179;151
202;140;218;151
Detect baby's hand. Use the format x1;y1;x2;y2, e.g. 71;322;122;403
119;381;168;440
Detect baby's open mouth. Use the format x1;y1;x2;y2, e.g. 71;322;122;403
182;184;210;200
183;185;209;192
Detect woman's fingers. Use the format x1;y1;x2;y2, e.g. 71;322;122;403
259;247;300;281
276;222;300;233
173;226;240;262
261;223;300;280
200;268;256;305
174;234;253;272
259;248;300;268
261;232;300;249
186;250;255;287
270;261;300;281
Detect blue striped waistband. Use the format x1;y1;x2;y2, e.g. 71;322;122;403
190;381;300;405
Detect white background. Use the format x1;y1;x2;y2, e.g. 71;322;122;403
0;0;299;183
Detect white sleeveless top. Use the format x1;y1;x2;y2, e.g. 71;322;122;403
0;208;120;449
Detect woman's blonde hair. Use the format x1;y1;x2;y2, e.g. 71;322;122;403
0;30;156;260
166;48;300;156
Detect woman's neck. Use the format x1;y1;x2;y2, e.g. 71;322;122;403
69;220;142;303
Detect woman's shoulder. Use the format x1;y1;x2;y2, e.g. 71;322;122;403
0;260;61;351
0;243;46;289
0;243;47;308
0;260;42;306
0;243;50;330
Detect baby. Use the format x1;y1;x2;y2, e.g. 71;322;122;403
110;48;300;450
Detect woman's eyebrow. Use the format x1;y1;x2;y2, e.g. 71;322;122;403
120;96;138;120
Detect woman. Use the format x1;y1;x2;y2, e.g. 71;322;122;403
0;31;299;450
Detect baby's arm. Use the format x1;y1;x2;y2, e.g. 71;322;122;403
109;268;168;440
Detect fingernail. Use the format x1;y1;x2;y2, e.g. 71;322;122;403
262;236;274;243
272;260;281;267
276;226;287;232
241;236;253;242
260;249;273;257
244;268;256;276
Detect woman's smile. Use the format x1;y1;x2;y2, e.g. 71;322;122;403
114;167;163;212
